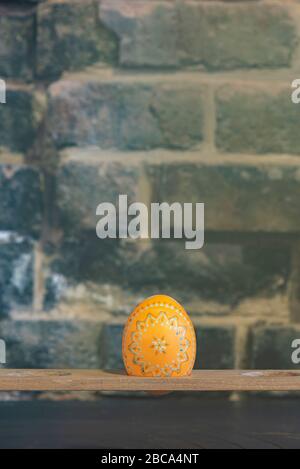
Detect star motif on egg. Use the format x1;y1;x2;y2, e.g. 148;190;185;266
151;336;168;354
128;312;190;377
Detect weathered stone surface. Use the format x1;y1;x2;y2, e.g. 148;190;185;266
251;325;300;369
0;5;35;80
1;319;104;369
100;322;236;370
100;323;124;370
48;76;203;150
56;150;141;231
0;164;43;236
216;84;300;155
0;234;34;317
43;234;124;311
0;86;46;153
36;0;117;79
125;241;290;304
148;157;300;233
100;1;296;70
195;324;236;369
44;236;290;310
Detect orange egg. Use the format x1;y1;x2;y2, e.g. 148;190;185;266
122;294;196;377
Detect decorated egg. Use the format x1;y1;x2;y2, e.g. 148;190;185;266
122;294;196;377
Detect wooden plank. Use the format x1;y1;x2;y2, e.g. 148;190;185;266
0;369;300;391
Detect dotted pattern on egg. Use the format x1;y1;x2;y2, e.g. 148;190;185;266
122;299;196;378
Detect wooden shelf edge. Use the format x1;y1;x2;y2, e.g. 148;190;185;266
0;369;300;391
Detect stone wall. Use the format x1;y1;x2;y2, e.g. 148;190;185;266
1;0;300;380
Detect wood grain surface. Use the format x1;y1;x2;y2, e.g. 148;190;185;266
0;369;300;391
